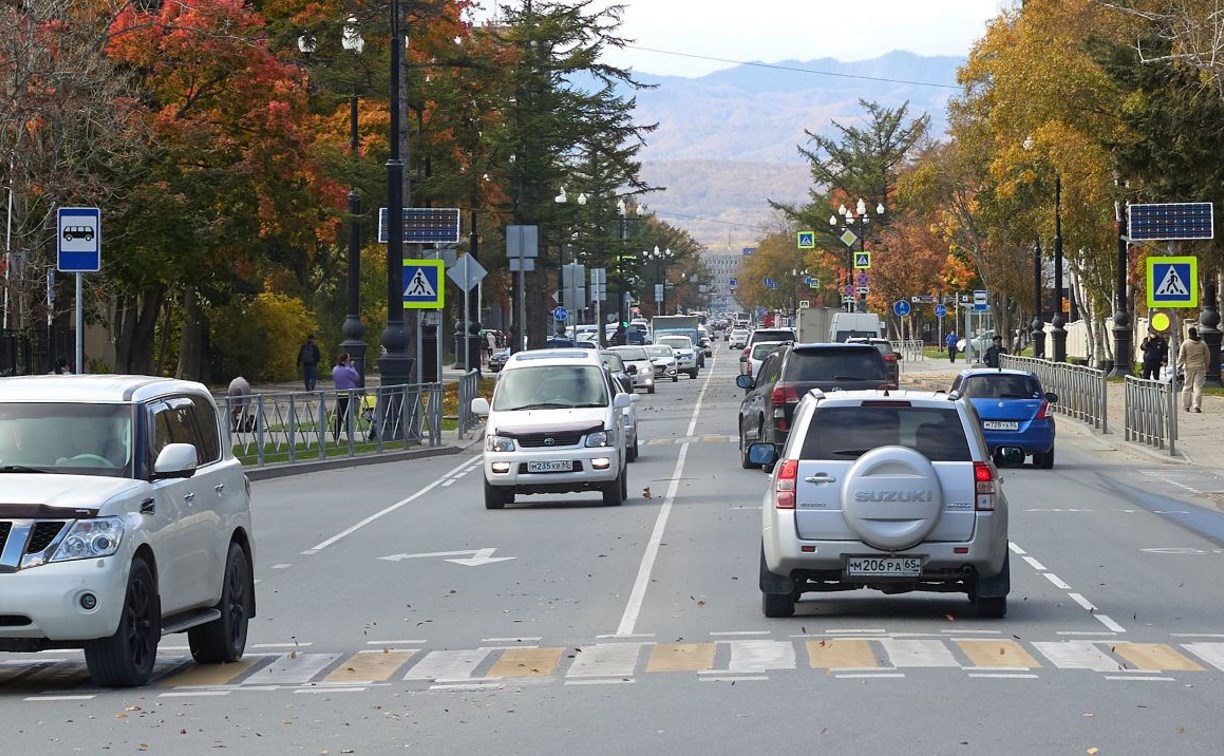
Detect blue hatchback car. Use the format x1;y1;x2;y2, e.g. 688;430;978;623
951;368;1058;468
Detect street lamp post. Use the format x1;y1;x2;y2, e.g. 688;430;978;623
829;198;884;313
339;18;367;386
554;187;586;334
643;245;673;315
379;0;413;389
1050;174;1067;362
1031;239;1045;358
1110;181;1133;377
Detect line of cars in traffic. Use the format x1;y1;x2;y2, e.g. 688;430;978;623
730;323;1059;620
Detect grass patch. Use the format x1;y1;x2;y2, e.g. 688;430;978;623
236;438;419;466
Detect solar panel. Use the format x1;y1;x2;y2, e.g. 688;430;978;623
1127;202;1213;241
377;207;461;243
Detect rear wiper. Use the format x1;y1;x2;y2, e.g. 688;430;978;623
997;393;1029;399
0;464;52;473
830;449;870;457
833;376;867;381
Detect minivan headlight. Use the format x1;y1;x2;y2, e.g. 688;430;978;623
585;431;611;448
487;435;517;452
50;517;124;562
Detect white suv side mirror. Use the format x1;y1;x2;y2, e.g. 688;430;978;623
471;397;491;416
152;443;198;480
613;394;632;409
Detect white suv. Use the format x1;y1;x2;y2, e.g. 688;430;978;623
472;349;633;509
749;389;1009;618
0;375;255;686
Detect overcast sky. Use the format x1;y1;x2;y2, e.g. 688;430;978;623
471;1;1016;77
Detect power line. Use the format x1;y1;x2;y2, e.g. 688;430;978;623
626;46;961;90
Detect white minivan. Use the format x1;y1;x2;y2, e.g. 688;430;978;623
471;349;633;509
829;312;884;342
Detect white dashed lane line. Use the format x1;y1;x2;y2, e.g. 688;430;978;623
1010;540;1124;634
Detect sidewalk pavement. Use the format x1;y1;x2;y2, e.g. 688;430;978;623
901;354;1224;470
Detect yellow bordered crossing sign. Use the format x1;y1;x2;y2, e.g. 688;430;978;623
1145;255;1197;309
402;259;445;309
797;231;815;249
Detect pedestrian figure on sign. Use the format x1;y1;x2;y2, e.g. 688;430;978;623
1178;327;1210;413
297;334;321;391
945;331;959;363
1139;329;1169;380
984;335;1008;368
227;375;254;432
332;352;360;441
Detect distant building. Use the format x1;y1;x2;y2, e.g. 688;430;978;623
703;250;742;312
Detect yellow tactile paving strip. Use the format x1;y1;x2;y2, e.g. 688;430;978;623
324;649;418;683
806;638;878;669
487;647;564;678
646;643;717;672
1112;642;1205;672
956;640;1041;669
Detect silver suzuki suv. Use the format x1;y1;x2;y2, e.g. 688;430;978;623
749;389;1009;619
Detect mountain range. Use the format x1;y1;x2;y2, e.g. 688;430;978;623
623;51;966;249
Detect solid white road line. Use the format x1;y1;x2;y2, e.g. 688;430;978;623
614;359;718;638
305;455;478;553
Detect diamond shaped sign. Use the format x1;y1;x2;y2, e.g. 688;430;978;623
840;230;859;248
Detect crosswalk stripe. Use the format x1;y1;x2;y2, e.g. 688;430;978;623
324;650;417;683
646;643;715;672
726;640;795;673
1032;641;1120;671
881;639;959;668
956;640;1040;669
243;653;340;686
1111;643;1203;672
15;660;91;688
566;643;644;678
403;648;493;681
160;656;266;687
0;660;57;685
1181;642;1224;671
806;638;878;669
488;647;564;678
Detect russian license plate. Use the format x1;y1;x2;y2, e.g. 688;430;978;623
845;556;922;578
527;460;573;473
983;420;1019;431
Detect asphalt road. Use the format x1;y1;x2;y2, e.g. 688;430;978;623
5;346;1224;754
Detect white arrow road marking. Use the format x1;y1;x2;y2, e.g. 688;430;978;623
379;547;515;567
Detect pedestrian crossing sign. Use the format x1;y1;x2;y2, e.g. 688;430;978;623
402;259;445;309
1145;255;1197;308
854;251;871;269
797;231;815;249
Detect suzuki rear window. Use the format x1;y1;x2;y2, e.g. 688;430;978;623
959;375;1042;399
787;348;888;382
800;406;971;461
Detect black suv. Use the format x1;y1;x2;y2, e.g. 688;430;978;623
736;343;893;468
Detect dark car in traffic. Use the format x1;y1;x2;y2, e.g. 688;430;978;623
736;343;893;468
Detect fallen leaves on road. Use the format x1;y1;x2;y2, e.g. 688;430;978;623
945;613;956;621
643;487;652;499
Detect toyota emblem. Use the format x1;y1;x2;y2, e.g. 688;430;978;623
544;437;556;446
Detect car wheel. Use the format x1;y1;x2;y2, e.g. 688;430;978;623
189;542;252;664
648;385;655;394
974;595;1007;618
632;437;640;462
621;465;629;500
627;437;638;463
603;468;624;506
739;426;756;469
672;375;678;382
1039;445;1054;469
85;556;161;687
762;591;795;618
484;479;509;510
689;369;698;379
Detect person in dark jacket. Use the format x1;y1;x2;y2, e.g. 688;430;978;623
984;335;1008;368
1139;329;1169;380
297;334;321;391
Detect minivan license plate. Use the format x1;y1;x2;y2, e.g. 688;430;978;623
527;460;573;473
846;557;922;578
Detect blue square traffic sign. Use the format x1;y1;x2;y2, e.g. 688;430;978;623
57;207;101;272
402;260;445;310
1146;256;1197;308
797;231;815;249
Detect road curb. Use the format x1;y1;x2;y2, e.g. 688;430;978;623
244;444;460;481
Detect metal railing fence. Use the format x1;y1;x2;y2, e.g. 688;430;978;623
222;382;443;467
1000;355;1108;433
457;369;482;439
1123;375;1177;455
891;339;925;364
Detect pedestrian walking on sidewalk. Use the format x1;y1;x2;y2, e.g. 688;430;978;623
332;352;360;441
945;331;959;363
984;335;1008;368
1140;329;1169;380
1179;327;1210;413
227;375;253;432
297;334;321;391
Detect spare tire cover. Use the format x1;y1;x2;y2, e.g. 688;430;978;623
841;446;944;551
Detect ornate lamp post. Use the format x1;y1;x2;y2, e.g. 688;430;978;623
829;198;884;313
1110;178;1133;377
1025;136;1066;362
379;0;413;388
339;18;367;386
643;245;674;315
1031;239;1045;358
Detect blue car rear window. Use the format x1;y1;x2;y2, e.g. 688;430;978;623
961;375;1041;399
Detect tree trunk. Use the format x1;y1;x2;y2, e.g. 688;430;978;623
176;287;208;382
113;285;164;375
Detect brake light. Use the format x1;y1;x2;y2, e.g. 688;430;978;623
770;383;800;406
974;460;996;510
884;354;897;363
742;347;751;360
878;383;898;391
1036;399;1052;419
775;459;798;509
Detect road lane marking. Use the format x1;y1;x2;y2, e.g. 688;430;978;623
1043;573;1072;590
726;640;796;673
364;639;427;646
1094;615;1126;633
565;678;635;685
1008;542;1026;555
701;675;769;682
304;455;479;553
160;657;266;687
403;648;493;681
1013;541;1126;633
614;361;718;637
1181;643;1224;670
1032;641;1119;671
646;643;715;673
243;653;340;686
880;639;959;668
25;694;96;701
1104;675;1175;682
1022;556;1047;571
834;673;905;679
709;630;771;636
968;673;1040;679
481;637;543;643
956;640;1040;669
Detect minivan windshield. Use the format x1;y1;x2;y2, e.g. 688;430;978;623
645;345;674;360
658;337;692;351
492;365;611;411
611;346;649;361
